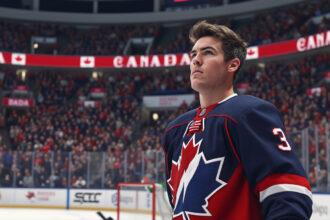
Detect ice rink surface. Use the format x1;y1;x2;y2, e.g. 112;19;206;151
0;208;159;220
0;207;322;220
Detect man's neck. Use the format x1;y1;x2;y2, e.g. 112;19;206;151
199;88;235;108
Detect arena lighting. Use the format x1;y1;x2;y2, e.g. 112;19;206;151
21;70;26;81
152;112;159;121
22;70;27;81
257;62;265;69
92;71;98;79
16;69;27;81
33;43;39;49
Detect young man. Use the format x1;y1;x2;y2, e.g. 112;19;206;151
162;21;313;220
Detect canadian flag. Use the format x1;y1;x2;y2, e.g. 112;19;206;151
80;56;95;68
11;53;26;65
246;46;259;60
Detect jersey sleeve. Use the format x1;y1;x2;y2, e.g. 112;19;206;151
162;123;177;209
228;101;313;219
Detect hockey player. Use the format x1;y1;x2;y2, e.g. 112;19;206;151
162;20;313;220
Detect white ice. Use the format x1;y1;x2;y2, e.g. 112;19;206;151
0;208;160;220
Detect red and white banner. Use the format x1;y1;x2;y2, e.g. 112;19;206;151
13;85;29;94
306;87;326;97
259;31;330;58
90;88;106;98
143;94;195;109
297;31;330;52
0;31;328;68
11;53;26;65
236;83;250;94
2;97;34;107
15;85;28;91
80;56;95;68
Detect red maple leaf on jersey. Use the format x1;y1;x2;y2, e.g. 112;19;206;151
168;135;202;205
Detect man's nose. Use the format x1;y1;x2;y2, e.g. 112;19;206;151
192;54;202;66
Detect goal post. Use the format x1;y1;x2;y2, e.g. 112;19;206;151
117;182;172;220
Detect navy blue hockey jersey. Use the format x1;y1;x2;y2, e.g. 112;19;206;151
163;94;312;220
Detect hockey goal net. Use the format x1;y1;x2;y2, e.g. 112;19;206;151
117;182;172;220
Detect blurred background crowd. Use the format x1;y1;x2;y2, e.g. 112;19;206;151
0;0;329;192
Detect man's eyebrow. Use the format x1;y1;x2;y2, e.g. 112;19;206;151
190;46;217;54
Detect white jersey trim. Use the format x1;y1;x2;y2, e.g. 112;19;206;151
218;93;238;104
259;184;312;202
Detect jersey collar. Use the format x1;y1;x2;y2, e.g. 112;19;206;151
195;93;238;119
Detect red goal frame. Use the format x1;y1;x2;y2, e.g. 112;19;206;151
117;182;156;220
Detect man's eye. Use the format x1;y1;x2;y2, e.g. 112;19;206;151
204;50;213;55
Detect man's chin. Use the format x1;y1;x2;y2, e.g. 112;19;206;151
191;83;205;92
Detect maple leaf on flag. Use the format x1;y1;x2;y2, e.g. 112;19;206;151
246;46;259;60
11;53;26;65
80;56;95;68
15;56;22;62
84;58;91;64
247;49;255;56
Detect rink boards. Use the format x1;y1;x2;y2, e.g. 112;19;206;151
0;188;329;219
0;188;153;212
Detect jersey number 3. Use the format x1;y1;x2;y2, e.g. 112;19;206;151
272;128;292;151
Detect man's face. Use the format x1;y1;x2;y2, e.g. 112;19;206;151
189;36;232;93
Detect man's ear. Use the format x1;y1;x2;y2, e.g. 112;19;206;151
227;58;240;74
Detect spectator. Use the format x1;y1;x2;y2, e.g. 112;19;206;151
22;169;34;188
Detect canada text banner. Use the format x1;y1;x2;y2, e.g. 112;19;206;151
0;31;328;68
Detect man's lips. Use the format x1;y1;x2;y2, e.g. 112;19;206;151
191;70;203;77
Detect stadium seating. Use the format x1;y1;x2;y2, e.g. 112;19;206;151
0;0;329;193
